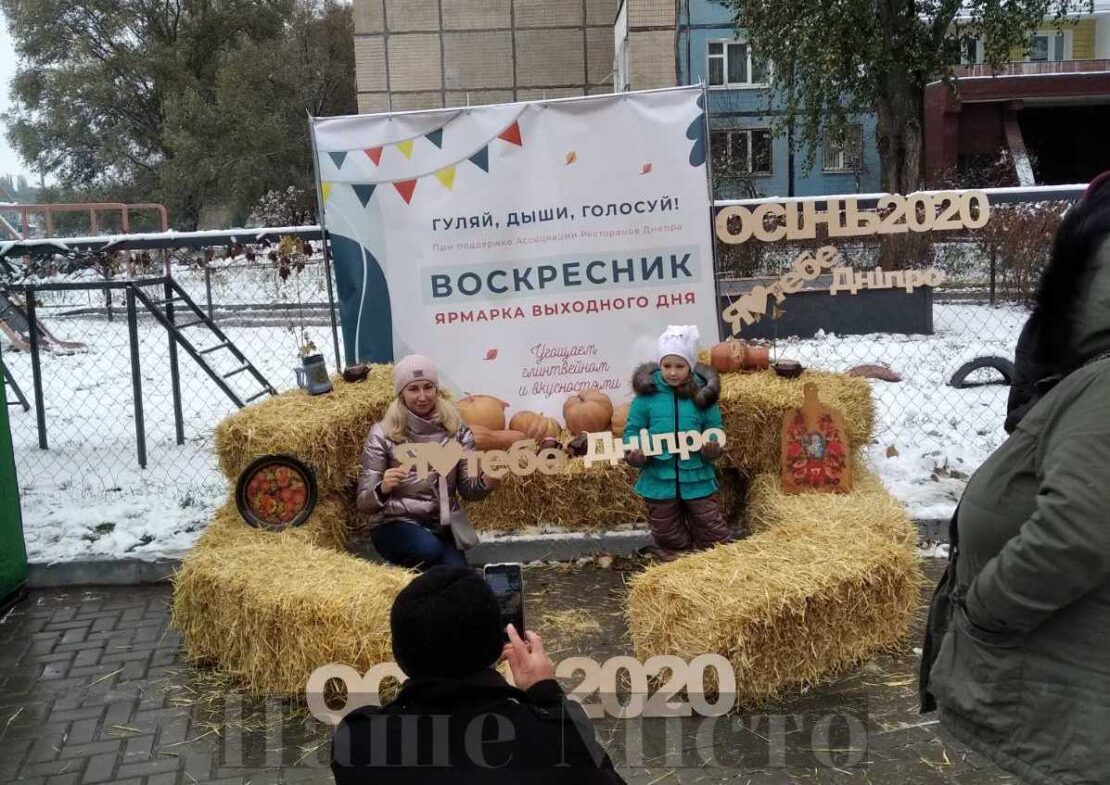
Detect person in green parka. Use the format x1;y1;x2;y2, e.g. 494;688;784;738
920;171;1110;785
623;324;729;561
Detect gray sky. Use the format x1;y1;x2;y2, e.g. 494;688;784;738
0;10;30;183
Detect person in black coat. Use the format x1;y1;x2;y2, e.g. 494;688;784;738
331;566;626;785
1005;171;1110;434
1003;317;1054;434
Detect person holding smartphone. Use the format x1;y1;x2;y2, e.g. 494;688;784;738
331;566;626;784
355;355;500;570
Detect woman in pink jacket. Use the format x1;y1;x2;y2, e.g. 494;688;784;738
356;355;499;569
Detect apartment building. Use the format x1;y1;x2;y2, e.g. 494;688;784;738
925;4;1110;185
351;0;621;112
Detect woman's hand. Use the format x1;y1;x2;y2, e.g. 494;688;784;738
702;440;723;460
501;624;555;692
379;466;410;495
480;472;501;490
625;449;647;467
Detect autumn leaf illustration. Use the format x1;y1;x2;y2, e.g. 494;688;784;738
484;349;498;361
565;151;577;165
640;163;653;174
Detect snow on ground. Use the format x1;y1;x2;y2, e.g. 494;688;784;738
4;288;1025;562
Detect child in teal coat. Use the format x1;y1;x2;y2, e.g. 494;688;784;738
623;325;730;561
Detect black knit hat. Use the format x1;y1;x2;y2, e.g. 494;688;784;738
390;566;504;679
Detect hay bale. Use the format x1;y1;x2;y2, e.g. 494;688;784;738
626;478;921;705
465;458;747;533
214;366;395;494
717;370;874;477
466;459;644;532
745;463;908;541
172;538;413;694
197;494;352;552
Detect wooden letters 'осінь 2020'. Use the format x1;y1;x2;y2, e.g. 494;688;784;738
715;190;990;245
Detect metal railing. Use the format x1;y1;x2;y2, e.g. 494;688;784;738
0;202;169;240
953;58;1110;78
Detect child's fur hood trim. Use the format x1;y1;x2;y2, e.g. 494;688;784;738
631;362;720;408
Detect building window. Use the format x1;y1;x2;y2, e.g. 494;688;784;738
961;36;983;65
823;125;863;172
711;129;773;175
1027;31;1068;61
707;40;770;87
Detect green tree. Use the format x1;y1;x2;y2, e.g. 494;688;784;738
164;0;355;225
2;0;289;228
719;0;1091;192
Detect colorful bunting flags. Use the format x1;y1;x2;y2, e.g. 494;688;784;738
469;147;490;173
434;166;457;191
394;180;417;204
352;184;376;207
321;118;524;208
498;121;522;147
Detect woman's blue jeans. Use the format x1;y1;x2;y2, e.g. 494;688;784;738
369;519;467;570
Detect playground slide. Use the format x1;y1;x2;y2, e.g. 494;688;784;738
0;292;85;352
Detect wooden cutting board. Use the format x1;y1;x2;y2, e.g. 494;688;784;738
781;382;852;493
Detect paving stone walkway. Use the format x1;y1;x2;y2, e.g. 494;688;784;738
0;562;1015;784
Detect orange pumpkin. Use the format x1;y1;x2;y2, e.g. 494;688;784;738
610;403;631;438
710;340;747;373
509;411;562;442
470;425;528;451
457;394;509;430
563;389;613;434
744;345;771;370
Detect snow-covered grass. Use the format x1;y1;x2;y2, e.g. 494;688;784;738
5;291;1023;563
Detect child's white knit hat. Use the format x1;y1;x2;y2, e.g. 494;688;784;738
657;325;699;367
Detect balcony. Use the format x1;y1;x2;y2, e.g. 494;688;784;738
954;59;1110;78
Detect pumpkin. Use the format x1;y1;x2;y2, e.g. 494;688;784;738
710;339;747;373
457;394;509;430
562;389;613;434
610;403;631;438
744;345;771;370
509;411;562;442
469;424;528;451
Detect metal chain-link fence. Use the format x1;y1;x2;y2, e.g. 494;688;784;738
2;249;339;557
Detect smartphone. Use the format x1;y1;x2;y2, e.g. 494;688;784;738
483;562;526;643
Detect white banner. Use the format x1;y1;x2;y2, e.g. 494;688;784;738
311;86;718;418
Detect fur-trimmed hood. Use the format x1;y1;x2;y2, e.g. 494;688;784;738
631;362;720;408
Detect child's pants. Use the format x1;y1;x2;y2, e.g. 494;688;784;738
645;495;730;552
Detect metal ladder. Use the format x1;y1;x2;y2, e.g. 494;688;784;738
129;279;276;408
1;356;29;412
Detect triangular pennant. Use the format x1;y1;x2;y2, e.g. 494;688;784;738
321;182;333;202
364;147;383;166
394;180;417;204
498;121;522;147
396;139;414;159
469;147;489;172
425;129;444;148
328;151;348;169
352;184;376;207
434;165;457;191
